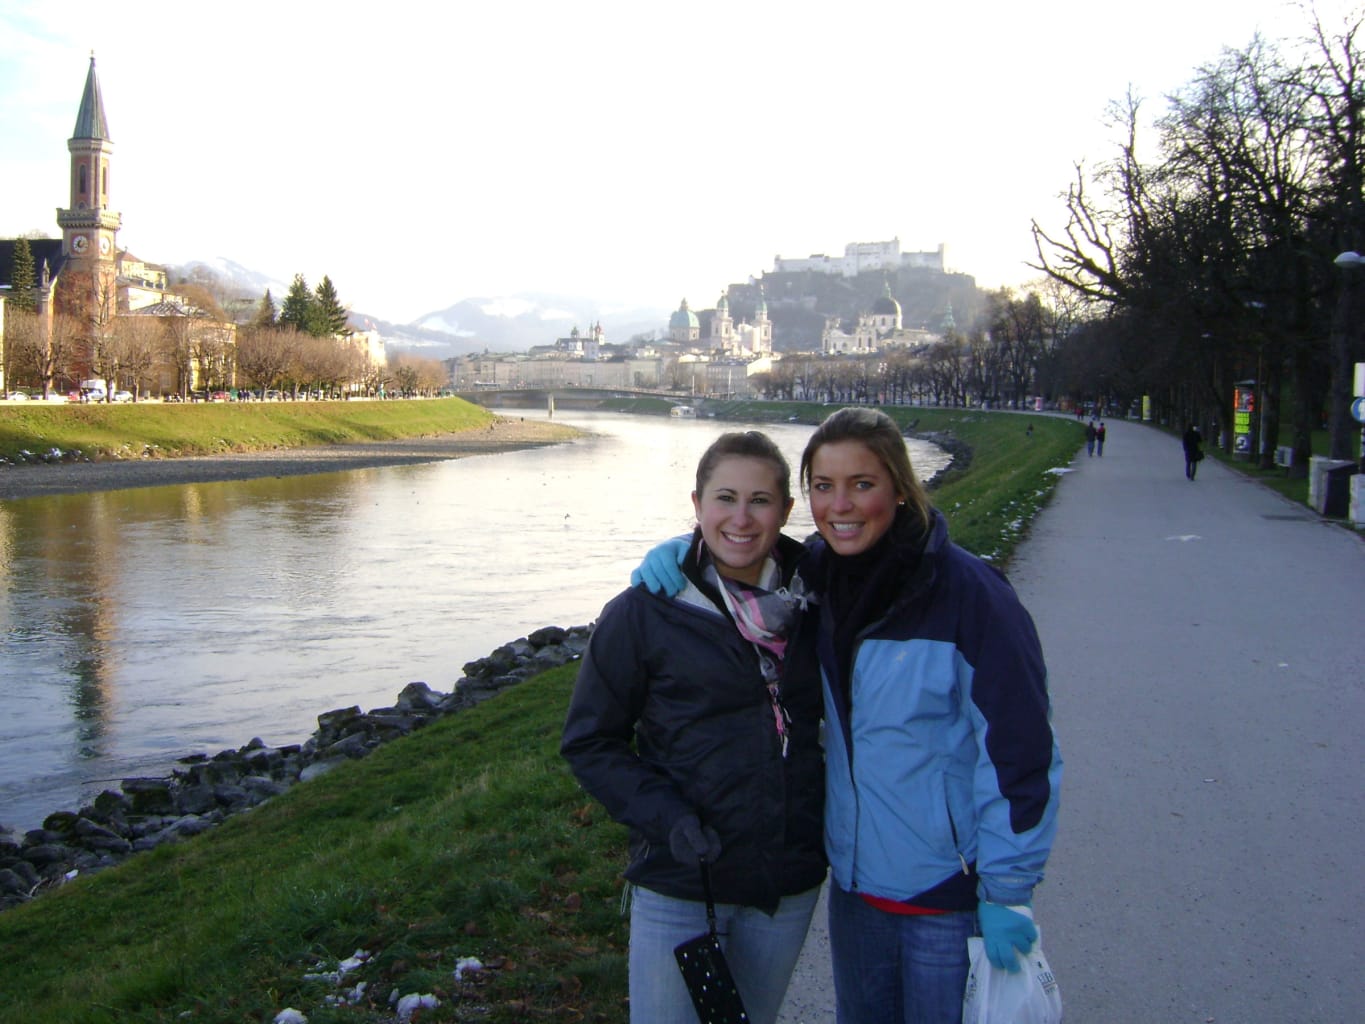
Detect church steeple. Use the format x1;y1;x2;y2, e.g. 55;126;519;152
57;54;122;267
73;54;112;141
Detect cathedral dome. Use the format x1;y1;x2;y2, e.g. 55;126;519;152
669;299;699;330
872;282;901;317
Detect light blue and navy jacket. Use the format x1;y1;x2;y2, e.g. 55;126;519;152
813;509;1061;909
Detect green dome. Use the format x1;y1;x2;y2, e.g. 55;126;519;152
669;299;699;330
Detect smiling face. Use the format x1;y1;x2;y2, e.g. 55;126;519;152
807;440;902;557
692;455;794;585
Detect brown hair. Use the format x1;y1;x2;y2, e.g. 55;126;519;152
799;408;932;531
696;430;792;501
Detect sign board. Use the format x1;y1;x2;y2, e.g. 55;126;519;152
1233;383;1255;456
1352;395;1365;424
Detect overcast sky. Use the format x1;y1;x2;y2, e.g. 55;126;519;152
1;1;1357;323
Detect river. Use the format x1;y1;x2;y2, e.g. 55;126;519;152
0;410;948;834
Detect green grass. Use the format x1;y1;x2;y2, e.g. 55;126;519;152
0;666;631;1024
0;398;498;463
0;400;1083;1022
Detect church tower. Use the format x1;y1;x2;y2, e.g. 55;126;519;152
710;292;734;350
56;55;121;315
754;286;772;353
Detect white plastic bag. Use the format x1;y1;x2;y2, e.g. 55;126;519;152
961;930;1062;1024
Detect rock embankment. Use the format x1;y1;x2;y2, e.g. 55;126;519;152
0;624;591;912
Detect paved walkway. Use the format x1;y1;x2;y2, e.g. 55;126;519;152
778;416;1364;1023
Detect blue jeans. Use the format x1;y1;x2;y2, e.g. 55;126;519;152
828;883;974;1024
628;882;821;1024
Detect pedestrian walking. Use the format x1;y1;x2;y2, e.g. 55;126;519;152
1085;420;1097;457
1182;424;1204;480
1096;421;1107;456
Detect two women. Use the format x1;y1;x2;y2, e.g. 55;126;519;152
612;408;1062;1024
560;431;826;1024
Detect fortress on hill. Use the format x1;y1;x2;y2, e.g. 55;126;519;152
773;237;946;277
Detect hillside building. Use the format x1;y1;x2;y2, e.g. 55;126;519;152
774;237;946;277
668;299;700;344
707;290;772;358
554;323;603;359
822;281;939;354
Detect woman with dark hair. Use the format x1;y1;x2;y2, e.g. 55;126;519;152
635;409;1062;1024
562;431;826;1024
799;407;1060;1024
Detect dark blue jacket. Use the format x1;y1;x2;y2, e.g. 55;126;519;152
561;532;826;913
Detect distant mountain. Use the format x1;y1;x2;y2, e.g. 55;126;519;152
166;258;291;305
403;293;670;357
166;261;670;361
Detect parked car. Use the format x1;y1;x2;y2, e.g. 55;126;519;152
210;391;231;402
4;391;29;401
112;390;133;403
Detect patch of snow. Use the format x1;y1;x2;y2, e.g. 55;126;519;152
478;297;534;318
453;955;484;981
395;993;440;1020
415;313;476;337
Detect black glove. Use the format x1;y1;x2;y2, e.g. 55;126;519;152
668;814;722;866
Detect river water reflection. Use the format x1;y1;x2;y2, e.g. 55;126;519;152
0;410;948;832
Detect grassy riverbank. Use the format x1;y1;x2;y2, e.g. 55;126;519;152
0;403;1082;1024
0;398;497;463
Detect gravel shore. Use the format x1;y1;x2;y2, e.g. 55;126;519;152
0;416;582;501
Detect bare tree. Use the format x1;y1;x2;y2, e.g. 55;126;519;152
107;315;163;398
160;311;198;398
1304;11;1365;458
45;313;88;397
235;325;296;395
193;323;235;393
3;307;41;390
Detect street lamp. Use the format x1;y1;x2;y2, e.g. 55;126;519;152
1329;252;1364;460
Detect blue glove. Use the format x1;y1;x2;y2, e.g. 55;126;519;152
977;902;1037;972
630;537;689;595
668;814;722;866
